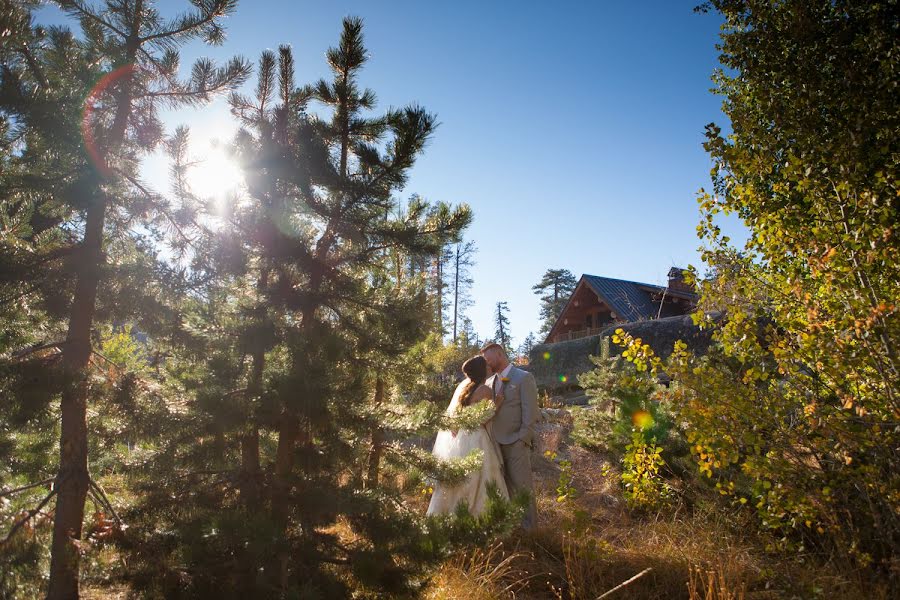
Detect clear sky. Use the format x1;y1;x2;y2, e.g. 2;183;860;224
36;1;747;345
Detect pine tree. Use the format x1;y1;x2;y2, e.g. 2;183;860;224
493;301;512;354
118;20;487;596
259;16;466;542
459;316;480;348
451;240;477;342
361;204;468;489
426;205;467;339
518;332;537;361
533;268;577;335
257;19;475;587
433;243;450;337
0;2;249;596
0;7;70;595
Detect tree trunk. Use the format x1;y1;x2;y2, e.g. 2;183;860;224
238;424;261;594
47;194;106;600
240;268;268;506
272;413;300;527
364;376;385;489
271;298;318;529
48;9;139;589
239;428;260;503
435;254;443;336
452;245;460;342
238;398;260;510
270;410;301;591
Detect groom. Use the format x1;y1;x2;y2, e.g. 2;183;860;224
481;342;539;530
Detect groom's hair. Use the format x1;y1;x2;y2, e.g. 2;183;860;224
480;342;507;357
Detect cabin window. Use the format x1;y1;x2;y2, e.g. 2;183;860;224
585;314;593;328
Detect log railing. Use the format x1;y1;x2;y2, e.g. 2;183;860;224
553;327;604;343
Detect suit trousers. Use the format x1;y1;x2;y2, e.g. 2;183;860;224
499;440;538;530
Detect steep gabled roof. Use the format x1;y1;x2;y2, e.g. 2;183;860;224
544;274;698;343
584;274;697;322
583;275;663;322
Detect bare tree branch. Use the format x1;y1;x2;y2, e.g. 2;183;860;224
0;478;54;499
1;488;57;545
595;568;653;599
89;479;124;528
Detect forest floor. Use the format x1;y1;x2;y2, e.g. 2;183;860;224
74;408;890;599
423;408;889;600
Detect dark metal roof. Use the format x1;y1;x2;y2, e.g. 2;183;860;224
543;272;699;344
582;275;690;322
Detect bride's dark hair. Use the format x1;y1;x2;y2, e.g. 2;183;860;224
459;355;488;407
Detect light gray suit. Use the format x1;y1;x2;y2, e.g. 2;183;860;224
490;366;539;529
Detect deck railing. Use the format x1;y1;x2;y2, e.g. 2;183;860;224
553;327;604;343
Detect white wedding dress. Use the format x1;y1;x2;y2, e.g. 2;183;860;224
426;384;509;517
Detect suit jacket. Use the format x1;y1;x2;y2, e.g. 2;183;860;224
490;366;539;446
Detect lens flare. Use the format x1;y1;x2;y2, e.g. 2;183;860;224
543;351;551;360
558;375;568;383
82;64;137;175
632;409;654;430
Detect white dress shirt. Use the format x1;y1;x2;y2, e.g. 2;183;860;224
493;363;513;396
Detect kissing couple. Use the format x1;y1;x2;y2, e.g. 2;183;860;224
426;343;539;530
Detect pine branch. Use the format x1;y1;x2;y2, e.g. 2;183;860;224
1;487;57;546
140;0;238;46
315;555;350;565
18;43;49;89
54;0;129;39
0;477;54;498
116;167;200;248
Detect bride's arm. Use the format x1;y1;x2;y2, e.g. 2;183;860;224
448;381;467;437
470;386;497;423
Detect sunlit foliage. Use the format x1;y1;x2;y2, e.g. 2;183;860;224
681;0;898;569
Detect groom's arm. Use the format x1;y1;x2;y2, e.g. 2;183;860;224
518;372;539;446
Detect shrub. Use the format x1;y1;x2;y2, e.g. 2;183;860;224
575;354;675;453
621;430;673;511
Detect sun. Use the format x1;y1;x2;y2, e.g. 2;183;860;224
185;139;244;204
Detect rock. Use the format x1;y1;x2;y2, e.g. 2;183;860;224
541;407;574;425
534;422;568;455
564;392;590;406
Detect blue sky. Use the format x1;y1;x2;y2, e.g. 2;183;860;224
37;1;747;345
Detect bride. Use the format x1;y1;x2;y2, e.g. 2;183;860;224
427;355;509;516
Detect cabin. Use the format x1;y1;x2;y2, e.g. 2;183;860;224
544;267;697;344
529;268;708;395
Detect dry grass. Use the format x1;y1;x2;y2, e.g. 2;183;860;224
81;585;130;599
688;564;746;600
425;541;536;600
423;417;891;600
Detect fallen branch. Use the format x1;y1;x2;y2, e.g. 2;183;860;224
175;469;232;479
595;567;653;599
0;477;54;498
11;340;66;360
89;479;125;529
1;488;57;545
87;488;105;514
91;349;125;371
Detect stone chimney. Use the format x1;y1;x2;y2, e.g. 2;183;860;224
667;267;692;292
